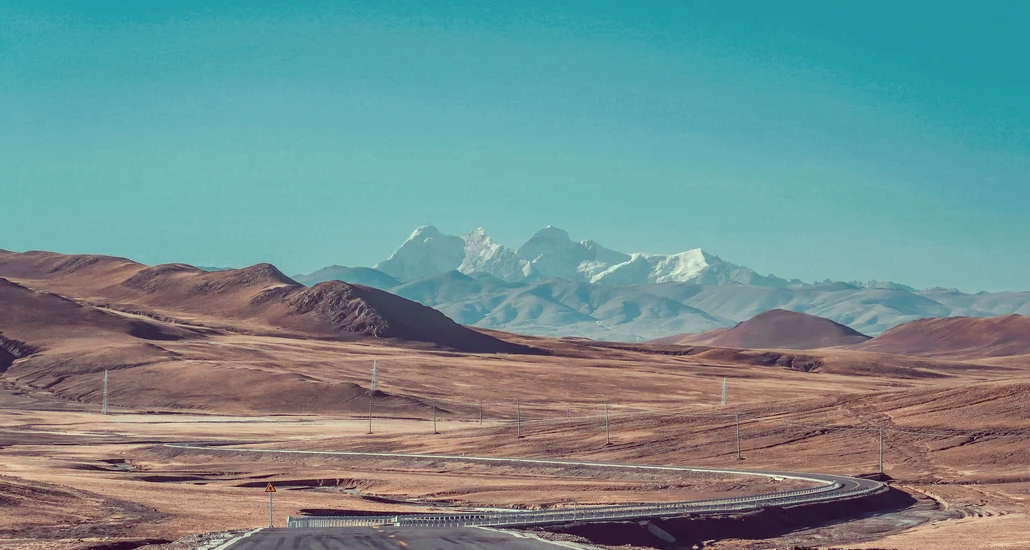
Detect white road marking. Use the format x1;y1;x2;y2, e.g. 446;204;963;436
207;527;263;550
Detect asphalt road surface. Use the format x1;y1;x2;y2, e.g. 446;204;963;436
224;527;569;549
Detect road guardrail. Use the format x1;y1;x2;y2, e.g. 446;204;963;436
162;443;885;530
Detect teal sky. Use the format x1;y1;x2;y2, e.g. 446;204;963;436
2;1;1027;292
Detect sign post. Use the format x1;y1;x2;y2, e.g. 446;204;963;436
265;483;276;527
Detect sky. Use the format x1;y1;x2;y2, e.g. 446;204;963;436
2;1;1027;292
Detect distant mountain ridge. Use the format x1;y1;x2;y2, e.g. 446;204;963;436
0;250;535;354
290;225;1030;341
374;225;795;287
294;265;401;290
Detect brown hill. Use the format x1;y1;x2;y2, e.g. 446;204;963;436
0;250;145;296
0;276;441;414
0;251;535;354
651;309;871;350
253;280;539;353
854;314;1030;359
0;276;199;389
0;276;204;345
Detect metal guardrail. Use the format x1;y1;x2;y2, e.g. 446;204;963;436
162;443;886;530
287;479;886;529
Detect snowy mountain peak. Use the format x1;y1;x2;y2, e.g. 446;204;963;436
458;228;528;282
374;226;465;281
376;225;787;287
529;225;572;242
408;225;442;239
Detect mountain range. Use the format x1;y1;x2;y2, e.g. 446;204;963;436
370;225;797;287
0;250;534;355
294;225;1030;342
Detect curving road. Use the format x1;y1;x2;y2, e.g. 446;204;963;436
166;442;886;531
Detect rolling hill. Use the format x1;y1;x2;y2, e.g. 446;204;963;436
0;250;536;354
651;309;872;349
854;315;1030;359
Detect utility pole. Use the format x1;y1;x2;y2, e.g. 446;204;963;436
366;399;374;438
102;370;109;415
516;400;522;438
367;361;377;435
721;377;728;406
879;427;884;474
733;414;741;461
567;406;571;420
605;402;610;445
433;401;438;434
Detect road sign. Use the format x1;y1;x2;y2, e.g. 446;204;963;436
266;483;276;527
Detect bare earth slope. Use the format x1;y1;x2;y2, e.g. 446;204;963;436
0;250;535;354
854;314;1030;359
0;276;438;415
652;308;872;349
7;250;1030;548
0;276;205;344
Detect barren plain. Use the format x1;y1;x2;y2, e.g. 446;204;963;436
2;250;1030;549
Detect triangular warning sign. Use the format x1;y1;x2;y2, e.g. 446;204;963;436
265;483;276;493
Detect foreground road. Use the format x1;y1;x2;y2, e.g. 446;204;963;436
167;442;885;529
224;527;568;549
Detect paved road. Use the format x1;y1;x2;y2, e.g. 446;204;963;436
224;527;567;549
168;443;884;546
167;443;884;511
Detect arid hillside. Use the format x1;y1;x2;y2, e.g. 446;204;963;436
4;249;1030;549
0;250;535;354
1;250;1025;417
854;314;1030;359
651;308;872;349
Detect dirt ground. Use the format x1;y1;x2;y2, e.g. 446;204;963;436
3;373;1030;550
0;394;812;550
3;265;1030;549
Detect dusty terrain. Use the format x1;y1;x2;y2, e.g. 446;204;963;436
852;314;1030;359
2;250;1030;549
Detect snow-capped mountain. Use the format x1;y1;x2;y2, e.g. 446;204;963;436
374;225;790;287
295;225;1030;341
374;226;466;282
590;250;791;286
458;227;529;282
